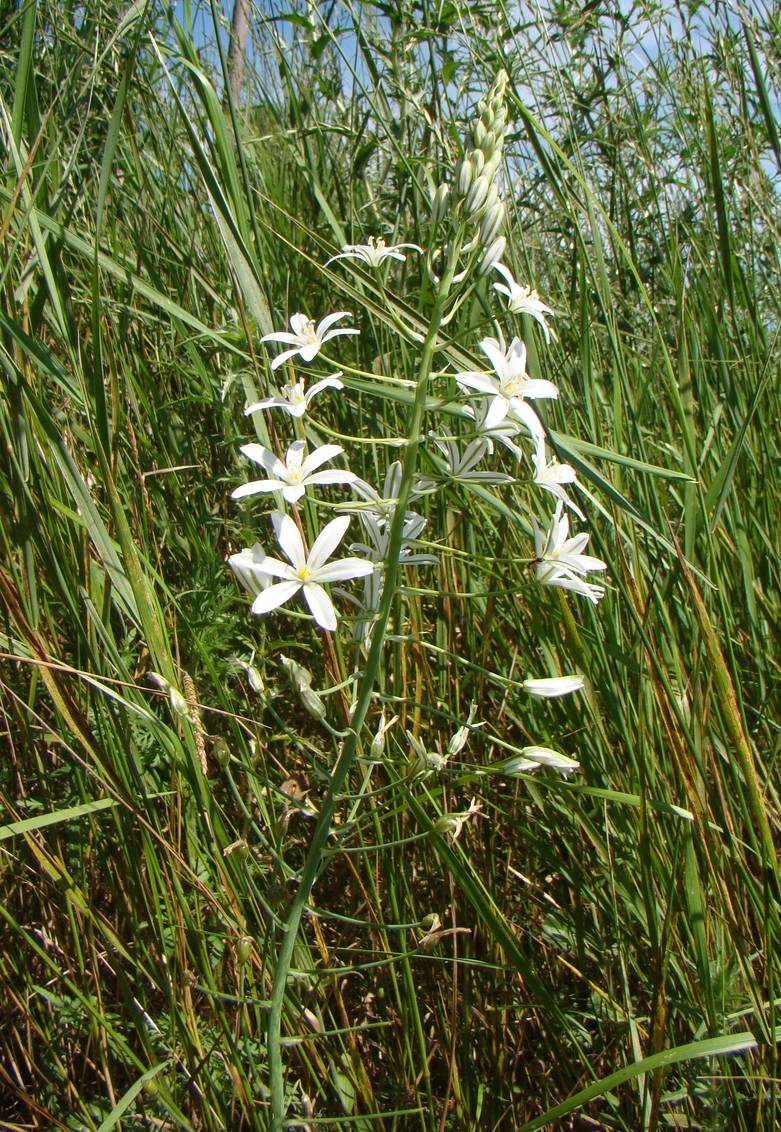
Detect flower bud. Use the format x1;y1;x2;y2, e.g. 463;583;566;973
479;235;506;275
480;199;505;248
480;129;496;158
465;173;491;215
455;157;472;197
432;182;450;221
469;147;485;179
473;120;487;150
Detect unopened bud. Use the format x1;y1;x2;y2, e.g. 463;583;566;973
469;147;485;179
481;129;496;158
473;120;487;149
456;157;473;197
465;173;491;215
432;182;450;221
480;199;505;247
479;235;506;275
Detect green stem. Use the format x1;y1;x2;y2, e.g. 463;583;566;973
267;237;464;1130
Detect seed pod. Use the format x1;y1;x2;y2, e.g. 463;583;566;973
235;936;253;965
479;235;506;275
300;686;326;721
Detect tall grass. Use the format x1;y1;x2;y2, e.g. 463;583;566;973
1;1;780;1128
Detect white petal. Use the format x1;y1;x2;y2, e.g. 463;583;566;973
315;557;374;583
457;371;501;396
251;579;301;615
308;515;351;571
300;443;344;474
302;582;337;630
272;512;306;569
316;311;353;336
269;346;303;370
231;480;285;499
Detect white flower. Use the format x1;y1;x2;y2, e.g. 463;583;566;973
261;313;358;370
491;263;556;343
245;374;343;418
327;236;423;267
532;501;607;605
455;333;558;433
247;512;373;631
532;435;584;518
232;440;356;504
522;675;585;698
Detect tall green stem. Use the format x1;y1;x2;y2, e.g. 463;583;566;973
267;238;464;1129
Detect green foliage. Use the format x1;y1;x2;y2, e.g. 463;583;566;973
1;1;780;1129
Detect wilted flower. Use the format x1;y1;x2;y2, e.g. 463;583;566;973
435;798;483;841
522;675;585;698
496;746;579;777
426;429;514;486
228;542;273;598
245;374;344;418
532;501;607;605
328;237;423;267
232;440;356;504
532;435;584;518
261;313;358;370
455;333;558;433
492;263;556;343
244;512;373;631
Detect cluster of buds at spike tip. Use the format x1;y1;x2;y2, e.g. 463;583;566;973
451;71;510;273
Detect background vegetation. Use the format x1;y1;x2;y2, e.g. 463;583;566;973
1;0;780;1127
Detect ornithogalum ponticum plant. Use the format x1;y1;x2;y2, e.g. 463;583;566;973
227;69;608;1130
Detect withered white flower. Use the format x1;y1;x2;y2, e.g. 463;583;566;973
532;435;584;518
247;512;373;631
455;333;558;434
261;313;358;370
328;236;423;267
245;374;343;418
491;263;556;343
232;440;356;504
532;501;607;605
497;746;579;777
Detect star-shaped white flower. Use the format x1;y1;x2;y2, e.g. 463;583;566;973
245;374;343;418
455;333;558;433
531;435;584;518
261;313;358;370
491;263;556;343
532;501;607;605
232;440;356;504
327;236;423;267
248;512;373;631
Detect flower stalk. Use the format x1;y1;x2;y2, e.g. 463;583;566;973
266;239;465;1131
